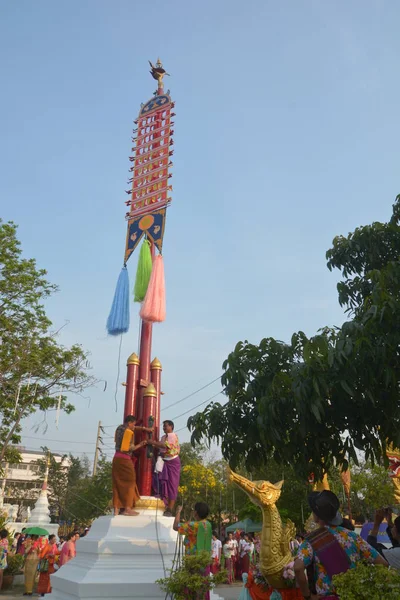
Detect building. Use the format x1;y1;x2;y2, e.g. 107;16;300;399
3;448;69;509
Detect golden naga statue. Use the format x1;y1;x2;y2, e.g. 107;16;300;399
229;469;295;588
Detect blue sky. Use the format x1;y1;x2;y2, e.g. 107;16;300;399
1;0;399;464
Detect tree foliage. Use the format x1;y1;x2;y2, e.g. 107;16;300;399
0;221;97;462
350;461;395;517
36;451;111;524
188;196;400;481
66;457;112;523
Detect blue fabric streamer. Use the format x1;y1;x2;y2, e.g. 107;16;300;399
106;266;130;335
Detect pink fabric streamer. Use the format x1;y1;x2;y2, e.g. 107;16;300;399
139;254;166;323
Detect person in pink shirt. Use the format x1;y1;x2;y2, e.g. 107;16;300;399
59;532;78;567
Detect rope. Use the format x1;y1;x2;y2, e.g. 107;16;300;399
114;335;123;413
66;489;108;513
154;475;168;580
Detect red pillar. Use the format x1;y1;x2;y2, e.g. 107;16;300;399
150;357;162;442
138;382;157;496
136;244;155;426
123;353;140;419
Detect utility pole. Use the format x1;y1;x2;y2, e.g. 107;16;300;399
93;421;102;476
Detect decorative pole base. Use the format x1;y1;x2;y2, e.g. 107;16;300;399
47;498;222;600
48;498;173;600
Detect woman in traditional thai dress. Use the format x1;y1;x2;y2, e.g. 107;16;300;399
222;538;234;584
24;535;40;596
240;534;252;575
37;535;59;596
59;532;77;567
0;529;9;592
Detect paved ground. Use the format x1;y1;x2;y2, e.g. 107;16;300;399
216;582;242;599
0;583;242;599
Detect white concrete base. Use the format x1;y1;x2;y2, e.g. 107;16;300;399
47;498;222;600
48;499;178;600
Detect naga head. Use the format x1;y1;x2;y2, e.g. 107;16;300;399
228;469;283;508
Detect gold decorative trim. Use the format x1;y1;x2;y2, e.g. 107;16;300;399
127;352;140;366
143;382;157;397
151;357;162;370
136;497;165;510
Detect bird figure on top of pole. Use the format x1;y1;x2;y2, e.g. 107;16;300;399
148;59;170;88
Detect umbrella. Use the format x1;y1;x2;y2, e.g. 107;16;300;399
24;527;50;536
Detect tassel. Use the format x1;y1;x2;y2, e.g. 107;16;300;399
106;266;130;335
140;255;166;323
134;240;153;302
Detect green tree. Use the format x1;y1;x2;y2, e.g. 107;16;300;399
35;451;88;521
67;457;112;523
36;452;111;524
179;442;205;466
0;221;97;462
351;461;395;518
188;195;400;482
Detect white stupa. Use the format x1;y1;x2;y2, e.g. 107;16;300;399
5;457;59;537
29;458;52;524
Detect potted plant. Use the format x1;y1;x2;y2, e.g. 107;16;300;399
333;562;400;600
2;553;24;590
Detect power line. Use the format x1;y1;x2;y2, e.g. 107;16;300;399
161;375;221;411
22;435;94;445
171;390;224;421
102;375;223;430
175;425;188;433
18;446;114;456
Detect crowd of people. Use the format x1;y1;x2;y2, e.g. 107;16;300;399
0;526;90;597
3;413;399;600
110;413;400;598
170;489;400;598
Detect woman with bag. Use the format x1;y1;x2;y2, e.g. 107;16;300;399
37;535;59;596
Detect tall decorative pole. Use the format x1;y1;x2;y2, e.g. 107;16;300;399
106;60;174;496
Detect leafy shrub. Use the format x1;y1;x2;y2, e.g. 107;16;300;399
4;553;24;576
157;551;226;600
333;562;400;600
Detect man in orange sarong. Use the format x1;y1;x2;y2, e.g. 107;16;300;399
112;414;152;516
